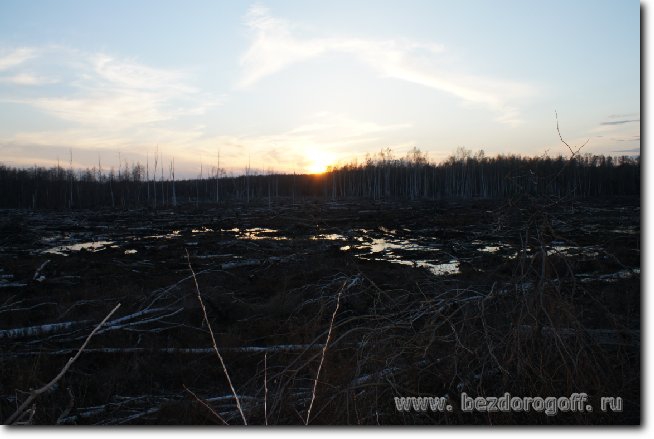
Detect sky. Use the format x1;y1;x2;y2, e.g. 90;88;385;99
0;0;641;177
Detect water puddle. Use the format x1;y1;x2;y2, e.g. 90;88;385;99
379;257;460;276
362;238;427;253
342;230;460;276
310;233;347;241
547;243;602;259
43;240;115;256
472;240;513;255
228;227;289;241
479;245;501;253
145;230;181;240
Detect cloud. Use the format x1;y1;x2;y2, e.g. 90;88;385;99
580;115;640;156
4;129;132;150
1;46;217;129
92;54;195;94
611;148;640;153
0;73;57;85
600;119;640;126
239;4;534;126
26;93;175;126
0;47;37;71
612;135;640;142
590;114;641;135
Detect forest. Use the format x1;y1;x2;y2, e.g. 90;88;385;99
0;148;640;209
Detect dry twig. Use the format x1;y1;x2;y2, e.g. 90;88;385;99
186;249;248;425
305;279;347;425
183;384;228;425
5;302;121;425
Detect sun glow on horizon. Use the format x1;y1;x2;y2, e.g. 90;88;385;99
306;151;333;174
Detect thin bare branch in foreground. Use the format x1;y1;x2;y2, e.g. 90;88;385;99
555;110;589;158
185;249;248;425
5;302;121;425
183;384;228;425
305;279;347;425
264;353;268;426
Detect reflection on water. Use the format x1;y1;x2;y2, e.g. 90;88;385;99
547;244;602;258
473;240;507;254
234;227;288;241
309;228;462;276
143;230;181;240
37;221;632;281
310;233;347;241
43;240;115;256
327;229;462;277
363;255;460;276
364;238;426;253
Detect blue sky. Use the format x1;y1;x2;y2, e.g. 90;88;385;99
0;0;640;176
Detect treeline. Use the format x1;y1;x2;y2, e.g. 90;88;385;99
0;149;640;209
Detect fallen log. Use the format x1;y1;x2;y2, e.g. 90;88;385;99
0;320;92;340
221;259;260;270
5;344;320;357
519;325;640;347
33;260;50;282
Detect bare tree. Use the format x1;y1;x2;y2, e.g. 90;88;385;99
153;145;158;209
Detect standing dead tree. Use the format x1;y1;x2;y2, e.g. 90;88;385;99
153;145;158;209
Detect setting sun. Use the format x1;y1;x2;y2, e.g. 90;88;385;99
306;151;332;174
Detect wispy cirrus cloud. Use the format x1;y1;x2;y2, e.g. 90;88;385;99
0;47;51;85
92;54;196;94
1;46;218;129
612;147;640;153
581;113;640;155
613;135;640;142
591;114;640;133
239;4;535;126
0;72;57;85
0;47;37;71
600;119;639;126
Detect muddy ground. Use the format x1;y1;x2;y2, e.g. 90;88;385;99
0;197;640;424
